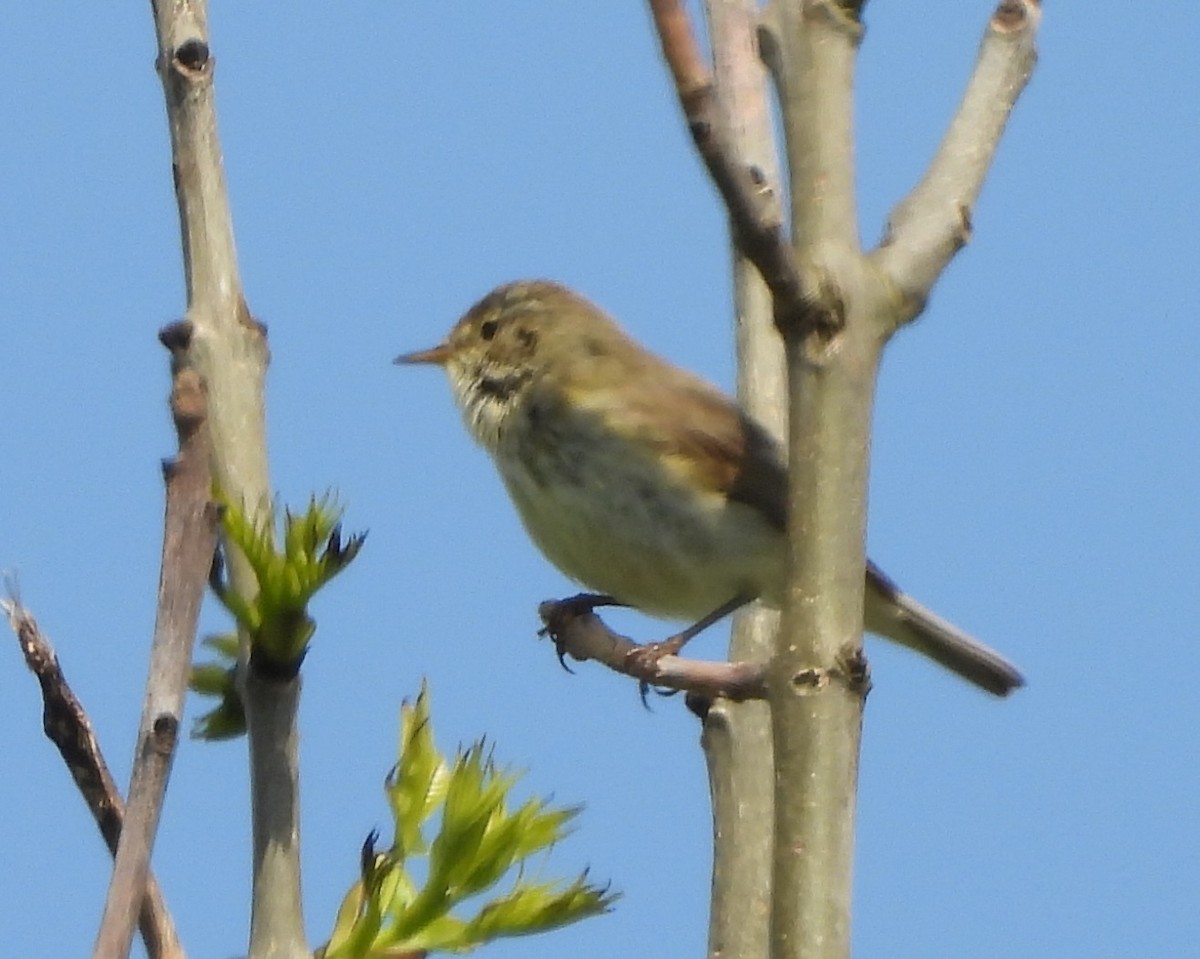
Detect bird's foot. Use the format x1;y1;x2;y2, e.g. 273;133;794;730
627;633;691;705
538;593;623;671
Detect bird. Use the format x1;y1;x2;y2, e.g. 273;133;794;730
396;279;1024;696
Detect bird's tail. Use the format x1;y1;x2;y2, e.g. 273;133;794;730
864;562;1024;697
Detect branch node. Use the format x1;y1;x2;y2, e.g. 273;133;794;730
174;39;210;74
150;714;179;755
249;647;307;683
791;667;827;692
994;0;1039;31
158;319;194;354
957;203;974;244
773;269;846;350
170;367;208;432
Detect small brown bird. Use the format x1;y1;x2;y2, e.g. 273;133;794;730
397;280;1023;696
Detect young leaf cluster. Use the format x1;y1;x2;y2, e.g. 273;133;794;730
188;632;245;739
319;686;616;958
210;492;365;678
190;493;364;737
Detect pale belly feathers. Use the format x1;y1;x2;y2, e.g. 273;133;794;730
495;433;783;621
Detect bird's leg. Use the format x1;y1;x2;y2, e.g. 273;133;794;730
626;594;754;704
630;593;753;665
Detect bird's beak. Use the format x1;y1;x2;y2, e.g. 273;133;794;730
394;342;453;366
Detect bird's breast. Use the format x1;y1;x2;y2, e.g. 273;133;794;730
493;410;783;620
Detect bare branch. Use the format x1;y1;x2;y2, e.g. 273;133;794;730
244;672;305;956
757;5;874;959
651;3;1037;959
147;4;301;957
95;359;217;959
646;0;811;329
4;599;184;959
147;0;272;566
873;0;1041;325
760;0;863;267
538;600;767;701
702;2;782;957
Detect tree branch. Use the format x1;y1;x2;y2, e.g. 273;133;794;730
647;0;814;331
5;599;185;959
147;4;300;957
758;8;878;959
761;0;863;264
650;3;1039;958
94;350;217;959
700;2;782;957
147;0;272;565
538;601;767;701
873;0;1041;325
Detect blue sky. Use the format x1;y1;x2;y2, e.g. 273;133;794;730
3;3;1197;957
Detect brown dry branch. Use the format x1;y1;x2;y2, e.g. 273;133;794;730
647;0;814;332
94;345;217;959
4;598;185;959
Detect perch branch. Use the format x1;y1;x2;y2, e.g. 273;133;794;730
538;600;767;701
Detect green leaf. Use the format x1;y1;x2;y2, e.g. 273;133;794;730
207;490;364;677
387;686;449;859
318;685;615;957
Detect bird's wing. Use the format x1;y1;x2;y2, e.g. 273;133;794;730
601;364;789;532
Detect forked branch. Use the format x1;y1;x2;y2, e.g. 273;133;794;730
873;0;1041;324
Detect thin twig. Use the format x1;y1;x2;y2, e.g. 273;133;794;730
4;598;185;959
94;357;217;959
647;0;812;329
537;601;767;701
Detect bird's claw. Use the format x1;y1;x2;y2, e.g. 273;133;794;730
539;594;617;672
627;639;687;707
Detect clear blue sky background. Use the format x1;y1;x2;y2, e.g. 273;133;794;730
3;3;1196;957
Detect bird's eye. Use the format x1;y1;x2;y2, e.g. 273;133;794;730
480;319;498;341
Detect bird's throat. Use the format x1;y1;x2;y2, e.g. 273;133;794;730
452;367;531;451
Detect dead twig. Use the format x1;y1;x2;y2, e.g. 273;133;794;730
4;597;184;959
